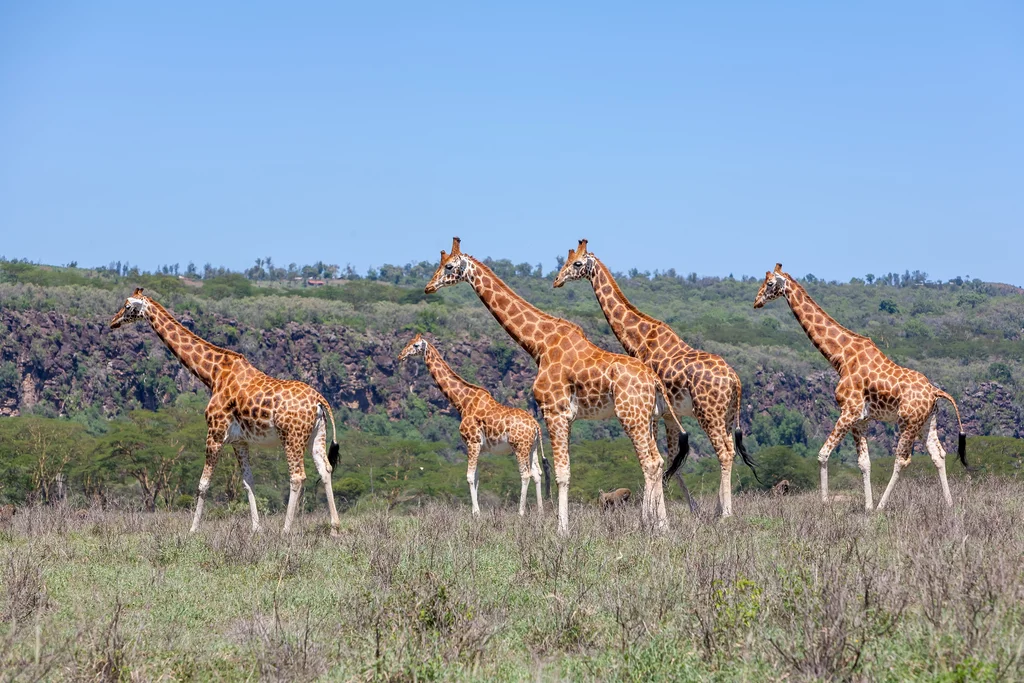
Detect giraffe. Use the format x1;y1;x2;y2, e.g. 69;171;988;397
753;264;968;510
553;239;760;517
424;237;685;534
397;333;549;516
110;288;342;535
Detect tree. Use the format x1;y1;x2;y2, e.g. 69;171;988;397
879;300;899;314
25;419;80;503
96;410;199;511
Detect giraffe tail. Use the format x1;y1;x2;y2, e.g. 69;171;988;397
656;378;690;485
935;389;968;469
319;400;340;470
732;381;761;484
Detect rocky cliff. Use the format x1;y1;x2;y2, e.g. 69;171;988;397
2;306;1020;453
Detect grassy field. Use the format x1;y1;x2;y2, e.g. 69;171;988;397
2;480;1023;681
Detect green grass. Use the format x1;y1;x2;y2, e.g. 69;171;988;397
2;479;1023;680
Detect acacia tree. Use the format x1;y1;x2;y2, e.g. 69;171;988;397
97;409;201;511
25;418;80;504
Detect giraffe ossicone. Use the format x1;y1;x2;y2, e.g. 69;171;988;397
110;288;343;535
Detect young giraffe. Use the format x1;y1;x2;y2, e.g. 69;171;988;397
753;264;968;510
424;237;685;534
398;333;549;516
553;239;760;516
110;288;342;534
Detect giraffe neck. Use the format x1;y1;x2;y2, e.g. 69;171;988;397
590;259;692;357
423;344;481;410
465;257;572;363
784;282;853;371
144;299;236;388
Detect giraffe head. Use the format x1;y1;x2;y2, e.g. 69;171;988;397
424;237;472;294
753;264;792;308
552;239;596;288
397;333;429;361
110;288;152;328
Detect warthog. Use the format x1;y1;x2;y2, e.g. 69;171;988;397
771;480;790;497
599;488;631;509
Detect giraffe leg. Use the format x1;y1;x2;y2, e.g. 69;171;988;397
703;423;735;517
623;419;667;532
530;439;543;515
876;426;917;510
515;442;532;517
310;415;341;536
647;429;668;530
234;443;261;532
190;417;227;533
922;411;953;507
544;414;572;536
817;409;860;502
665;418;697;514
466;441;482;516
282;436;308;534
851;424;872;511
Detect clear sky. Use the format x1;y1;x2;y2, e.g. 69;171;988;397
2;1;1022;284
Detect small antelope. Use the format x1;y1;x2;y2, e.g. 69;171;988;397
0;504;15;526
771;480;791;497
599;488;631;510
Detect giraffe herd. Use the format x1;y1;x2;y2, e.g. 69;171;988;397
109;239;970;536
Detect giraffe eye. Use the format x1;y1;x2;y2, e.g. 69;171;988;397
445;264;453;271
574;261;582;267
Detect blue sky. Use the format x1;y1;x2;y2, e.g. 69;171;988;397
1;1;1022;284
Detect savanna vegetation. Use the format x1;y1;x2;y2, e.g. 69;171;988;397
2;482;1023;680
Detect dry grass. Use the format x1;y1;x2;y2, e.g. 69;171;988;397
1;480;1023;681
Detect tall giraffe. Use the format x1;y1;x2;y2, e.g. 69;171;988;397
110;288;342;534
398;334;549;516
424;237;684;534
553;239;760;516
753;264;968;510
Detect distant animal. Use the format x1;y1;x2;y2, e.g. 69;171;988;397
771;480;791;497
599;488;632;510
755;264;968;511
0;504;15;525
110;288;342;536
398;334;548;516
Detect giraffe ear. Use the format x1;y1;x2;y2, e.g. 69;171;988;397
774;263;783;273
451;237;461;254
765;271;773;279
